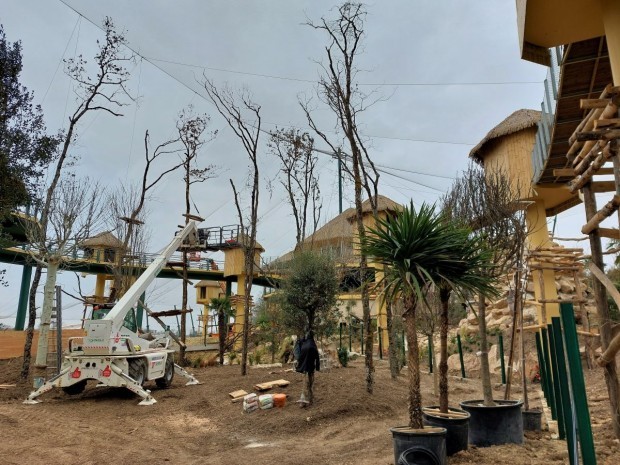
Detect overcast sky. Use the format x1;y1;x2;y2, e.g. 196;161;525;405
0;0;603;329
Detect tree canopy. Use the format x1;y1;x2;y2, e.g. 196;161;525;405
0;24;60;230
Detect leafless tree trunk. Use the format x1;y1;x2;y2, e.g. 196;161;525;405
176;107;217;363
302;2;382;394
22;18;134;378
202;79;261;377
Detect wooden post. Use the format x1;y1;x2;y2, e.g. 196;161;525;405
582;183;620;438
537;269;547;325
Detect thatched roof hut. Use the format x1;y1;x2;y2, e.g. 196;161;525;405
276;195;401;259
469;109;541;163
80;231;125;249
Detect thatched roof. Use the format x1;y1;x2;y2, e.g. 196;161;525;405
469;109;541;163
345;195;402;222
80;231;124;249
272;195;401;258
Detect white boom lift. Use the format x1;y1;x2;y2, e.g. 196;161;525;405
25;221;202;405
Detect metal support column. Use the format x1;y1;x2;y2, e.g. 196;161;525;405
15;265;33;330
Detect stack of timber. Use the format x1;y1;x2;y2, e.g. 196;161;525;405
566;85;620;235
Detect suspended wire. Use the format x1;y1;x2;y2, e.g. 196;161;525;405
146;56;542;88
127;57;143;177
41;16;81;104
57;1;477;149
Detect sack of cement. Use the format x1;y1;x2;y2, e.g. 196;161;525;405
259;394;274;410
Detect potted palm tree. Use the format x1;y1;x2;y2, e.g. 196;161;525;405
362;202;492;464
423;230;498;456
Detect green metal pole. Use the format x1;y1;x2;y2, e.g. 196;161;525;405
349;321;352;352
378;327;383;359
535;332;549;401
551;317;578;465
541;328;558;420
190;310;196;336
15;265;32;330
428;336;433;373
175;315;181;336
401;331;406;363
498;332;506;384
339;323;343;349
547;324;566;440
560;303;597;465
136;291;145;330
456;333;466;378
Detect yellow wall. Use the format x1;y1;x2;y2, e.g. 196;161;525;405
481;127;536;199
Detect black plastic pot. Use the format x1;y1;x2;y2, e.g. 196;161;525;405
459;399;523;447
389;426;447;465
522;408;542;432
422;406;470;456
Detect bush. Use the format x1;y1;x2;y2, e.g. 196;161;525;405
337;347;348;367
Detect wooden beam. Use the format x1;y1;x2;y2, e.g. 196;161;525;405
538;299;588;304
598;331;620;366
575;140;606;174
591;181;617;193
598;228;620;239
570;144;615;193
580;98;611;109
553;168;576;177
594;118;620;129
139;300;186;348
582;195;620;234
589;263;620;314
576;129;620;142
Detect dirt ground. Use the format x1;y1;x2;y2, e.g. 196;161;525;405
0;356;618;465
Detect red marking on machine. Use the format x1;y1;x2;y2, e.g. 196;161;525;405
71;367;82;379
102;365;112;377
114;332;120;343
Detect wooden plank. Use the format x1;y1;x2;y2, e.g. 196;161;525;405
422;408;469;419
149;309;193;318
229;389;248;399
582;195;620;234
538;299;588;304
254;379;290;391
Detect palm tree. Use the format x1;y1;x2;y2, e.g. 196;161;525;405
210;296;232;365
435;230;498;413
362;202;495;428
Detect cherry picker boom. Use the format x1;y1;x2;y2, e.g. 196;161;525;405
25;220;202;405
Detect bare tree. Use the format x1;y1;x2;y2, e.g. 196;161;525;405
302;1;381;394
22;18;134;378
23;177;105;368
268;128;321;245
443;163;528;406
107;130;186;303
202;78;261;376
177;106;218;363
